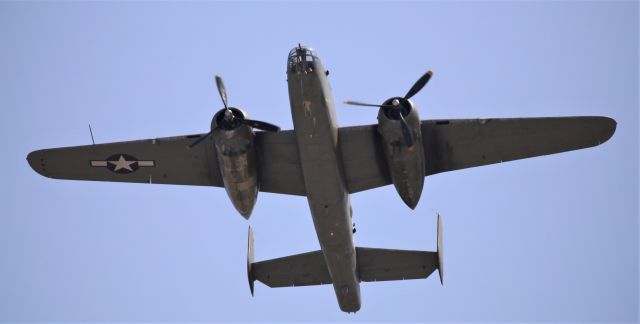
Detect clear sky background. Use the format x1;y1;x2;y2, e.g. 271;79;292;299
0;1;637;322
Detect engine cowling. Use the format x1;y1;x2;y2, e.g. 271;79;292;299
211;107;259;219
377;97;425;209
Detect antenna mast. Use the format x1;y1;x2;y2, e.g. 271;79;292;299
89;124;95;145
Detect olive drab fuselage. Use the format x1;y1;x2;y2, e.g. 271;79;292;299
212;47;428;311
286;46;361;312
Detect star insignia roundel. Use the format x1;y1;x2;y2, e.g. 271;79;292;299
90;154;155;174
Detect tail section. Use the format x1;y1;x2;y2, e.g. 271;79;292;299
246;214;444;292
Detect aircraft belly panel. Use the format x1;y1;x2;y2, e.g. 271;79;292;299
288;68;361;312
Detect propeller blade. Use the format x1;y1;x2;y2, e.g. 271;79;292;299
398;113;415;150
215;75;229;109
343;100;391;108
242;119;281;132
188;130;213;148
404;70;433;100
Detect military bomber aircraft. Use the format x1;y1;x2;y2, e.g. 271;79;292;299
27;45;616;313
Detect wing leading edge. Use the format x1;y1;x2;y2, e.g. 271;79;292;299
341;116;616;193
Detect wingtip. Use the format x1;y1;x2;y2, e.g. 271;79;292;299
26;149;51;178
599;116;617;145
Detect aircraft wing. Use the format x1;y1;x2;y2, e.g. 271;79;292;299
27;117;615;196
341;116;616;193
27;130;306;196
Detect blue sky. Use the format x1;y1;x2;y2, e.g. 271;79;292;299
1;1;637;322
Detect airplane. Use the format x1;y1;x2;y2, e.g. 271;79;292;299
26;44;616;313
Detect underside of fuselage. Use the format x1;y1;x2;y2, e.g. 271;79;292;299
286;45;361;312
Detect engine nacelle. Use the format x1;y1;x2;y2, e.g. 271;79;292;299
377;97;425;209
211;108;259;219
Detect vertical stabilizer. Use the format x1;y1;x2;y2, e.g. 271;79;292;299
247;226;255;296
436;214;444;285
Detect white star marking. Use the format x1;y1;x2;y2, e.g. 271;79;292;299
108;155;135;171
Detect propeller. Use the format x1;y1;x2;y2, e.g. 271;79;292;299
404;70;433;100
189;75;280;148
343;70;433;150
341;100;393;108
188;129;214;148
216;75;229;109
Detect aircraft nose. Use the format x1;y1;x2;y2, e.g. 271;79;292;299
287;45;320;73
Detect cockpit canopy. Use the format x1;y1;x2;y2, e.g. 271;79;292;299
287;46;320;73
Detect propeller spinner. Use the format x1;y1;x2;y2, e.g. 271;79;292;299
189;75;280;148
344;71;433;149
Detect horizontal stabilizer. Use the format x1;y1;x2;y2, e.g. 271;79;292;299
359;214;442;283
249;215;443;291
252;250;331;288
251;247;440;289
356;248;438;282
